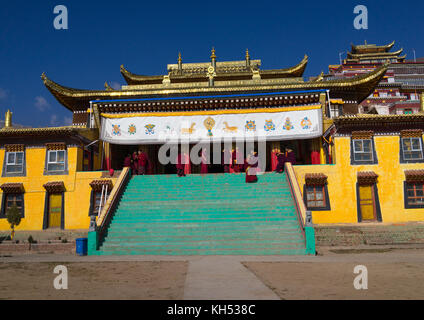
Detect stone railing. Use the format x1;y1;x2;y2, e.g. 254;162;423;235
285;162;316;255
88;167;131;254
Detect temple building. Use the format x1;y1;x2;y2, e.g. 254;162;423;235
0;48;423;256
327;41;424;116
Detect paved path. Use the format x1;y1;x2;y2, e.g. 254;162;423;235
183;256;279;300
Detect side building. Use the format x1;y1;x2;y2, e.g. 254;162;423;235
0;111;116;231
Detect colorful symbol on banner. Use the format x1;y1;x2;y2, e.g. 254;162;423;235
204;117;215;137
223;121;238;133
112;124;121;136
145;124;155;135
283;118;294;131
181;123;196;135
300;117;312;129
245;120;256;132
264;120;276;132
128;124;137;135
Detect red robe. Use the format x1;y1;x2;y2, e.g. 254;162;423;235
176;154;186;177
123;156;131;168
245;157;258;183
201;151;208;174
231;150;241;173
137;152;149;175
222;150;231;173
131;154;138;173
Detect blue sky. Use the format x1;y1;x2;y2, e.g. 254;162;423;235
0;0;423;127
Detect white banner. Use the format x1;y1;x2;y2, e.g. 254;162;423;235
100;107;323;144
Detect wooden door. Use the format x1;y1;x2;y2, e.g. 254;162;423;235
49;193;62;228
358;185;376;221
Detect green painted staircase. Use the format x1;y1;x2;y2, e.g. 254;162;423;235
94;173;308;255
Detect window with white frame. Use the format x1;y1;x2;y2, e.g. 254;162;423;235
329;105;341;118
5;152;24;174
353;139;374;162
401;137;423;161
47;150;66;172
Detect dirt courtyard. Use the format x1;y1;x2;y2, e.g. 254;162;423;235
244;261;424;300
0;248;424;300
0;261;187;300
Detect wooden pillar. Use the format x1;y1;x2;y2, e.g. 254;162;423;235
319;92;327;119
421;93;424;113
310;138;321;165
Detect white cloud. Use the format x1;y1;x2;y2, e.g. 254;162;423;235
35;96;50;111
64;116;73;126
0;88;7;100
110;81;121;90
50;114;58;126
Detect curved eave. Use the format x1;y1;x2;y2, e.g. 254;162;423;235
0;126;86;138
42;64;387;111
260;55;308;78
351;41;395;54
120;65;164;85
347;48;403;59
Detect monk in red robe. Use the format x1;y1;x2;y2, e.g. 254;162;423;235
200;148;208;174
176;153;186;177
131;151;138;175
245;151;258;183
137;150;149;175
123;154;131;168
222;148;231;173
275;146;296;173
231;148;242;173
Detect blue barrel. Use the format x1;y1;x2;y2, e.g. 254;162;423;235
76;238;88;256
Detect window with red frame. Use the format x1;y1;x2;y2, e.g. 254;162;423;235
406;183;424;206
305;185;326;208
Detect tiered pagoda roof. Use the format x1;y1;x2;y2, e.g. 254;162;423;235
345;41;406;64
42;49;389;112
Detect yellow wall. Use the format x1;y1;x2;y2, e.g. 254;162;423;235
293;135;424;224
0;147;116;231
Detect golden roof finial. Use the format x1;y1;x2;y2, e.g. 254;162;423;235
5;110;12;129
178;52;182;63
211;47;216;60
246;48;250;60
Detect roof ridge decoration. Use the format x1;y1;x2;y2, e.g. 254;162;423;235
120;54;308;85
42;63;389;111
351;40;395;54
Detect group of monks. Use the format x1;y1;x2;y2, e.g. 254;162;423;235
123;145;296;183
176;148;260;183
274;146;296;173
124;150;150;175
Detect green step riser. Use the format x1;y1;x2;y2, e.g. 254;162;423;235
103;235;304;242
95;249;307;256
100;242;306;250
97;173;307;256
112;210;298;216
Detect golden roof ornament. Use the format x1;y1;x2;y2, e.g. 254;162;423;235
178;52;182;63
210;47;216;60
5;110;12;129
246;48;251;67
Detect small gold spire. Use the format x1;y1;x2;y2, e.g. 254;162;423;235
211;47;216;60
245;48;250;60
178;52;182;63
5;110;12;129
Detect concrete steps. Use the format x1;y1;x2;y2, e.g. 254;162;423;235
96;173;307;255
